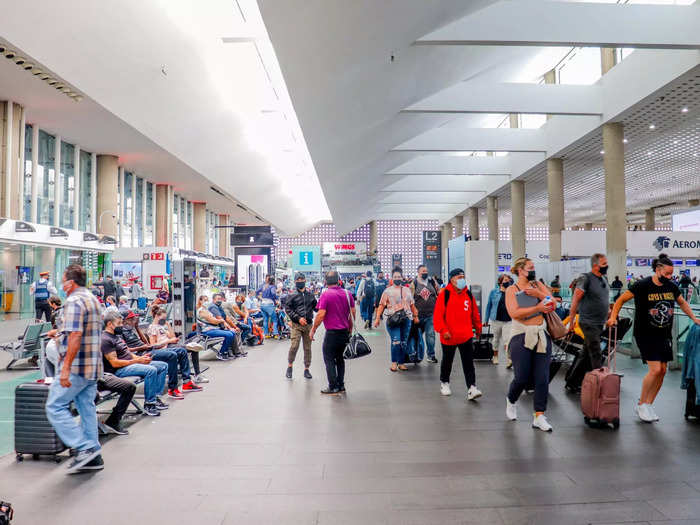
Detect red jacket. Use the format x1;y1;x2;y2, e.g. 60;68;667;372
433;283;482;346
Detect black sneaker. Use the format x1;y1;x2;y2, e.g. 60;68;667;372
66;447;101;474
338;385;346;393
304;369;312;380
79;455;105;471
154;398;170;410
143;403;161;417
427;356;438;364
321;387;340;395
216;352;229;361
286;366;293;379
103;420;129;435
237;351;248;357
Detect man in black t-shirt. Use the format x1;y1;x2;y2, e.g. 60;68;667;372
609;254;700;423
409;265;439;363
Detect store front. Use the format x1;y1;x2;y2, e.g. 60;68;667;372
0;219;114;321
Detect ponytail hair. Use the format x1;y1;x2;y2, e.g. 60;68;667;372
510;257;531;276
652;253;673;271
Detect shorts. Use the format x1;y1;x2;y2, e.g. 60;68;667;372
635;336;673;364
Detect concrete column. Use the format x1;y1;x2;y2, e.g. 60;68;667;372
96;155;119;236
689;199;699;207
603;122;627;282
645;209;655;231
544;69;556;121
510;181;526;260
218;214;229;257
453;215;464;239
509;114;519;129
468;207;479;240
1;102;24;220
155;184;170;247
487;196;499;269
584;223;593;231
1;100;13;218
441;222;451;278
193;202;206;253
601;48;617;75
369;220;378;255
53;135;61;226
547;158;565;262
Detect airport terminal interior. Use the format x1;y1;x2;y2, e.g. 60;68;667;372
1;1;700;523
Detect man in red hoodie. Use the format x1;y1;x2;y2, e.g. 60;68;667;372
433;268;483;400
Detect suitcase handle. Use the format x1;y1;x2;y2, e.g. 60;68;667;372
608;324;617;373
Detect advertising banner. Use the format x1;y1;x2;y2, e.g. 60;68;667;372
562;230;700;258
422;230;442;277
322;242;368;266
291;245;322;273
497;241;549;265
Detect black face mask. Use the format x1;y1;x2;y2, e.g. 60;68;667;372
158;318;166;326
113;326;124;335
215;300;223;306
420;273;429;280
394;279;403;287
659;275;670;284
598;265;608;275
502;281;511;288
526;270;536;281
295;282;306;290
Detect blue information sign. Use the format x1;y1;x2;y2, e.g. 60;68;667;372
291;245;321;273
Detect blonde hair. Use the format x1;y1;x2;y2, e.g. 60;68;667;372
510;257;532;276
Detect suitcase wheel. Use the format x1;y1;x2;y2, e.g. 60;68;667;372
612;418;620;429
16;454;23;462
32;454;40;461
583;416;592;427
54;455;61;464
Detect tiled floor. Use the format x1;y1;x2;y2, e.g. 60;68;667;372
0;326;699;525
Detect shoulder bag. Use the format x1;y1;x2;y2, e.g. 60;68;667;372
386;287;408;328
343;290;372;359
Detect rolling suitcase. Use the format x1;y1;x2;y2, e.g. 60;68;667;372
473;327;494;361
14;382;66;462
684;379;700;420
580;326;621;429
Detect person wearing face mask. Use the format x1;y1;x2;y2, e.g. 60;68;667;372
433;268;483;400
568;254;611;375
196;295;237;360
608;253;700;423
409;264;439;364
375;267;420;372
504;257;557;432
284;273;318;379
484;275;514;367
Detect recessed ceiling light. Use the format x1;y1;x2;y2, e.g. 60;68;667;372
647;151;653;155
14;56;25;65
46;78;57;85
681;107;689;113
39;74;49;80
623;138;628;144
599;150;604;155
4;50;15;59
673;140;679;145
649;124;656;130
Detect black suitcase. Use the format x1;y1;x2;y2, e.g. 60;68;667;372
685;379;700;420
565;350;592;393
14;382;66;462
473;328;494;360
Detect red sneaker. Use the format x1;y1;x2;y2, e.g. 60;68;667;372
181;381;203;393
167;388;185;400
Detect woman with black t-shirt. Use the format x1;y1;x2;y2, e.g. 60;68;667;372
608;253;700;423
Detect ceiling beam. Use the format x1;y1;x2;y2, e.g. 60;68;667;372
386;155;511;175
393;127;546;153
415;1;700;49
404;82;603;116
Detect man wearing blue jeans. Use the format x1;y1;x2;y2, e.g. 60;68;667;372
197;295;237;359
45;264;105;473
100;311;168;416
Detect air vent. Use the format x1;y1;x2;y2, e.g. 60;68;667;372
210;186;225;197
255;215;262;221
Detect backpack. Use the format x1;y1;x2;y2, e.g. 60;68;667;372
442;287;474;308
363;278;375;298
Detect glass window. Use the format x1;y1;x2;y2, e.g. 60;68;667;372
172;194;179;248
23;125;33;221
179;197;186;248
135;177;144;246
122;171;133;247
59;141;75;228
187;201;193;250
146;182;154;244
37;130;55;225
557;47;602;85
117;172;121;238
79;151;92;231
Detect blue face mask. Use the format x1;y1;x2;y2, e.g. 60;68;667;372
455;278;467;290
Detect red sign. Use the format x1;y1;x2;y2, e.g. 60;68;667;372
150;275;164;290
334;244;356;250
144;252;165;261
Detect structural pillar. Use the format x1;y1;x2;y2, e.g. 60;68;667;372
467;207;479;240
96;155;119;237
603;122;627;282
369;220;378;255
218;214;229;257
645;209;655;231
584;223;593;231
544;69;556;121
547;158;565;262
510;181;526;260
441;222;451;279
193;202;206;253
487;196;499;269
601;48;617;75
453;215;464;239
155;184;171;247
1;101;24;220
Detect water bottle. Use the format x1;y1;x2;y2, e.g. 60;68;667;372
542;295;553;308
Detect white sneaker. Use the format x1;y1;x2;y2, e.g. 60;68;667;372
506;397;517;421
467;385;482;401
636;403;654;423
492;355;499;365
195;374;210;384
647;404;660;421
186;341;205;352
532;414;553;432
440;382;452;396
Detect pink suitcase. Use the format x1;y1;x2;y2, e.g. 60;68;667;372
581;326;621;429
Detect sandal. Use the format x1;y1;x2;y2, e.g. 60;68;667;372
398;364;409;371
390;364;398;372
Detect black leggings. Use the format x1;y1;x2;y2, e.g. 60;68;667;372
440;339;476;388
189;351;201;376
507;333;552;413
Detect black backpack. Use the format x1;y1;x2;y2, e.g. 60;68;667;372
363;278;375;298
442;287;474;308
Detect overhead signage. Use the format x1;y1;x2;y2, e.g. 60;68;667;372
143;252;166;261
422;230;442;277
497;241;549;264
391;253;403;268
672;208;700;232
50;227;68;238
322;242;368;267
14;221;35;233
563;231;700;258
291;245;322;273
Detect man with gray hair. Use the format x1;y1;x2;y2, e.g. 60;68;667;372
118;295;130;316
568;253;610;371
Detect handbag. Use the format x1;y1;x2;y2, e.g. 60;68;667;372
544;311;568;340
385;287;408;328
342;290;372;359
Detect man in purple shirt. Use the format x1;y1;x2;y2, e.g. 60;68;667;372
310;270;356;395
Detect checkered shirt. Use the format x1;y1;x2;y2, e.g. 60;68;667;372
61;286;104;380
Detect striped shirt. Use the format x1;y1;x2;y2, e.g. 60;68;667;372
61;286;104;380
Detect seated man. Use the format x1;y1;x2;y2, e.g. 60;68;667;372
117;296;130;316
244;290;262;321
100;310;168;417
222;297;252;344
96;373;136;435
196;295;237;360
211;293;247;357
146;306;203;397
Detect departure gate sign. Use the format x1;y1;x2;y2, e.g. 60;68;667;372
423;230;442;278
